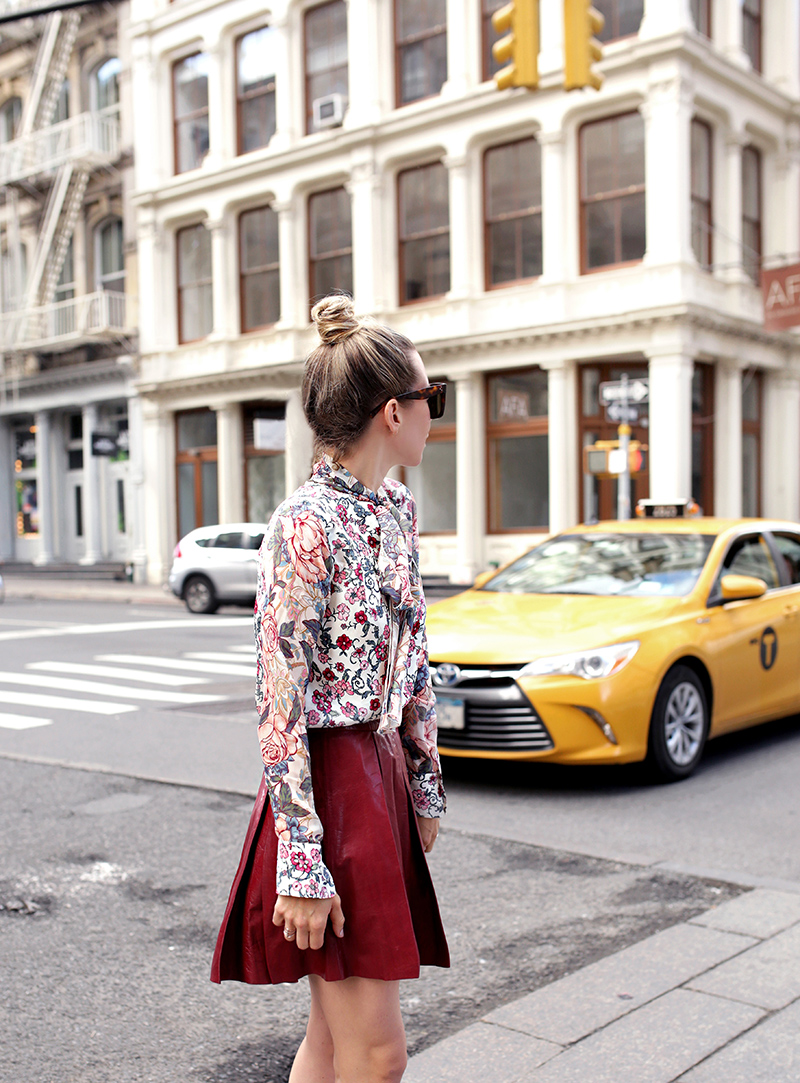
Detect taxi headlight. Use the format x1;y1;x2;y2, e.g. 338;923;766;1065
520;641;640;681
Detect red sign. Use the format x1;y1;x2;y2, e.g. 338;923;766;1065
763;262;800;331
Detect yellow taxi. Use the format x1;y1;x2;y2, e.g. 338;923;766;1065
426;503;800;781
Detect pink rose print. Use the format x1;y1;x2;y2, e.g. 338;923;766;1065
262;606;280;653
258;712;302;766
336;634;352;650
281;513;328;583
291;852;313;873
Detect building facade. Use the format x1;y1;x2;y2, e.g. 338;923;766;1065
0;2;140;570
129;0;800;587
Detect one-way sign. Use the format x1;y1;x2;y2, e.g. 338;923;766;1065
600;378;649;404
606;402;640;423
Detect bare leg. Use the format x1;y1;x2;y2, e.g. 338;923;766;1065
288;980;336;1083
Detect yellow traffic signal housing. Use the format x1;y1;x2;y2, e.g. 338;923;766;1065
583;440;648;478
564;0;605;90
492;0;540;91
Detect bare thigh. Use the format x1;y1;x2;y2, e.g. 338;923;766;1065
309;975;407;1083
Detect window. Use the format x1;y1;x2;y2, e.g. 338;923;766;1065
93;58;120;115
173;53;210;174
691;362;714;515
54;80;70;124
237;27;276;154
177;224;213;343
482;0;506;81
398;162;450;304
0;97;21;143
308;187;353;304
239;206;280;332
484;138;542;287
487;369;549;531
305;1;348;135
580;112;645;272
741;370;762;517
772;535;800;585
594;0;643;42
741;145;761;285
742;0;761;72
13;420;38;537
405;378;456;533
720;535;778;589
97;219;125;292
691;119;712;269
176;409;218;538
690;0;711;37
2;243;27;310
395;0;447;105
244;403;286;522
54;239;76;339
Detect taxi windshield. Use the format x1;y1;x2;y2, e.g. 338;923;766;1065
482;533;716;597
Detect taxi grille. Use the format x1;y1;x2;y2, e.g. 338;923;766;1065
433;680;554;753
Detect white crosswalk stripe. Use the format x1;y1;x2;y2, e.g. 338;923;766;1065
96;654;253;677
227;645;254;654
26;661;209;686
183;651;256;666
0;712;53;730
0;689;136;715
0;671;223;705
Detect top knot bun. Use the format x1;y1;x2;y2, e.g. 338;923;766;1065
311;294;361;345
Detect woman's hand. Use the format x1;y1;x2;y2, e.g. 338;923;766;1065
273;893;345;951
416;815;439;853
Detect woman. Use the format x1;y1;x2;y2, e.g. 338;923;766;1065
211;294;449;1083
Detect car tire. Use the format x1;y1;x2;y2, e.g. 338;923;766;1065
183;575;218;615
647;665;709;782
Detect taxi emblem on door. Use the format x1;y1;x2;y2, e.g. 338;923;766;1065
760;627;778;670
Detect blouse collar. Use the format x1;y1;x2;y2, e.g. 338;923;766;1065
311;454;386;504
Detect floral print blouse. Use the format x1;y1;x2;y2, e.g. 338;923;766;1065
254;455;446;899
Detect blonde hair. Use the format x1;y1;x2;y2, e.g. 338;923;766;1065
303;294;418;460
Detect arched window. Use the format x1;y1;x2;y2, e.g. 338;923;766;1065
96;219;125;293
0;97;21;143
92;58;121;114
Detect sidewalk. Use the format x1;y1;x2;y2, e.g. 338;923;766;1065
405;887;800;1083
1;575;179;606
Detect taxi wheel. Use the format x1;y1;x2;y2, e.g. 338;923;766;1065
184;575;218;615
647;666;708;782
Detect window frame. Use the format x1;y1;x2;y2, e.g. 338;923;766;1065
409;375;457;536
690;0;711;38
486;366;549;535
594;0;644;43
481;0;505;82
95;217;125;293
304;0;349;136
691;361;715;515
172;51;210;176
742;0;762;73
0;96;21;143
483;136;543;290
394;0;448;107
243;401;286;522
176;222;213;345
175;408;218;538
235;27;277;156
741;144;762;286
238;204;280;334
690;117;713;271
579;111;646;275
397;160;451;306
307;186;353;307
91;57;121;116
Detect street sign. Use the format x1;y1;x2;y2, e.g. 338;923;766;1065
599;378;649;404
91;432;118;456
605;402;640;423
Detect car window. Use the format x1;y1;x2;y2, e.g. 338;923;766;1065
721;535;780;589
244;533;264;550
194;537;213;547
213;532;246;549
772;534;800;585
481;533;715;597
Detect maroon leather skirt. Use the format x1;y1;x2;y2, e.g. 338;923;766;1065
210;725;449;984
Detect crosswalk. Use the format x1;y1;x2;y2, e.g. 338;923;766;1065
0;644;256;731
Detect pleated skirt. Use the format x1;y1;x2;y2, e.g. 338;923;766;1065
210;724;450;984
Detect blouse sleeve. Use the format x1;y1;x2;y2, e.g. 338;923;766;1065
400;606;447;819
254;507;336;899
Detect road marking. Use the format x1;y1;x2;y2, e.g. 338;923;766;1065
227;645;255;654
184;651;256;665
0;712;53;730
0;615;253;643
0;689;136;715
26;661;209;687
0;671;223;705
96;654;253;677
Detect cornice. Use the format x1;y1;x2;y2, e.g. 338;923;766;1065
0;359;136;397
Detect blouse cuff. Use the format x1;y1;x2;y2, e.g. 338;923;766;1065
275;839;336;899
409;772;446;818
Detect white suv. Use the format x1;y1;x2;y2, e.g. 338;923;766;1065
168;523;269;614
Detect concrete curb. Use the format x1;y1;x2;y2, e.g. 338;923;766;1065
405;888;800;1083
1;577;180;606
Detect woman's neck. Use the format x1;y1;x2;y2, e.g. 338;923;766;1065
336;440;393;495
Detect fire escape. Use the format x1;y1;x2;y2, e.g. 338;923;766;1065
0;10;130;360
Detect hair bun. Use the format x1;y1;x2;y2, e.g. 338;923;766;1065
311;294;360;345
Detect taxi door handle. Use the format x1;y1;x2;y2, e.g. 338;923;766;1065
783;604;799;619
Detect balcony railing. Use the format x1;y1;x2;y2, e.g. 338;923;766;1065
0;112;120;186
0;291;134;352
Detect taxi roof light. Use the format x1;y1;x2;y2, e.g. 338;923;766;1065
636;499;701;519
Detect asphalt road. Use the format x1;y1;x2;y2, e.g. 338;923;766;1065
2;598;799;1082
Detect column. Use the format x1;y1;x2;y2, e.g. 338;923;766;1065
0;417;14;559
285;388;314;494
274;199;299;328
442;0;477;98
771;147;800;267
714;363;743;517
543;360;576;534
203;41;225;170
347;157;384;314
647;354;693;502
141;401;175;586
763;370;800;521
206;217;232;339
215;402;245;523
452;373;485;584
445;154;472;301
127;394;148;584
538;130;566;283
345;0;383;126
639;0;694;38
641;76;694;267
80;403;103;564
33;410;54;565
765;0;800;97
270;12;297;150
722;131;748;282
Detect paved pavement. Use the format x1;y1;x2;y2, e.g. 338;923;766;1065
1;575;179;606
4;576;798;1082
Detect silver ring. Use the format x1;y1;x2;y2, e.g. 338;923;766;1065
283;928;296;940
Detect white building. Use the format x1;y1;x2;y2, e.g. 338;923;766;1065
0;2;140;570
129;0;800;587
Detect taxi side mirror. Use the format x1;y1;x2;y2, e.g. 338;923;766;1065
473;569;495;589
719;574;768;602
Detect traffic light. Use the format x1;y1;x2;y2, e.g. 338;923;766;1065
583;440;647;478
564;0;605;90
492;0;539;91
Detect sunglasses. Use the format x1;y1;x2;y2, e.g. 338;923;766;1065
368;382;447;420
